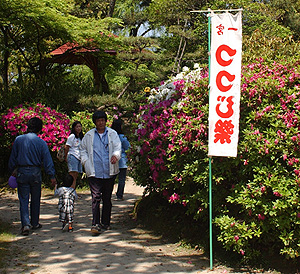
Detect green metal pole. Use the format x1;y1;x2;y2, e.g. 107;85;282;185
209;156;213;270
208;14;213;271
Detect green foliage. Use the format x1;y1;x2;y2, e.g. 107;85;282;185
0;0;121;110
6;65;96;113
113;0;152;36
243;31;300;63
269;0;300;40
71;0;111;19
214;215;262;261
134;191;207;243
109;36;160;94
1;0;299;118
77;93;135;116
69;110;95;134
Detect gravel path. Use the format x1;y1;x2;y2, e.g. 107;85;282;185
0;178;245;274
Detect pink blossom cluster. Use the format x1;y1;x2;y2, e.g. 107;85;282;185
169;193;180;203
241;59;300;176
135;83;206;186
1;103;70;152
131;66;209;205
242;59;300;108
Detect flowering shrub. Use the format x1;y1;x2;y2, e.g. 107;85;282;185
130;64;210;201
130;59;300;260
220;59;300;260
0;104;71;185
0;103;70;151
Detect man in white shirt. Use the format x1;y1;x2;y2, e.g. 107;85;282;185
80;111;121;235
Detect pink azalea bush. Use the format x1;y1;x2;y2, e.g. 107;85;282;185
0;103;71;185
0;103;70;151
130;59;300;260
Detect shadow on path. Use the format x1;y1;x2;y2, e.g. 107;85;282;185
0;178;237;274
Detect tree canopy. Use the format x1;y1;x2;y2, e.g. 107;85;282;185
0;0;299;112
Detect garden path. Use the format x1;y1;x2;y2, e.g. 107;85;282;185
1;177;249;274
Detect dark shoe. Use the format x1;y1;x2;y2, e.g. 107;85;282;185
62;223;69;232
100;223;111;230
32;224;42;230
91;224;101;235
21;225;30;236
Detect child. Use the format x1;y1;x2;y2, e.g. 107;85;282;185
54;174;78;232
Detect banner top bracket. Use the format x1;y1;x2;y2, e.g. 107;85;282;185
191;8;243;15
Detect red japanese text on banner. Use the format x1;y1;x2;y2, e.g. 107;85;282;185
208;11;242;157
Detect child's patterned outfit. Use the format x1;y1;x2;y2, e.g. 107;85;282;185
54;187;77;223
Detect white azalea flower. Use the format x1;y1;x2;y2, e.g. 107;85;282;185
194;63;200;69
146;63;203;104
182;66;189;72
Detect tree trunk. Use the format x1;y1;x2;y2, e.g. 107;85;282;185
93;66;101;92
117;79;132;99
172;19;188;74
177;38;187;73
108;0;116;17
0;26;9;95
93;63;109;93
100;73;109;94
17;65;23;89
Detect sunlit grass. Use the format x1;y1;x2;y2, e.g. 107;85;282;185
0;220;15;270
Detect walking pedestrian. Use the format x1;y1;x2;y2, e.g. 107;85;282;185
64;121;84;188
8;117;57;235
80;110;121;235
111;118;130;200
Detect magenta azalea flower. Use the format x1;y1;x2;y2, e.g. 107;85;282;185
169;193;180;203
1;104;70;152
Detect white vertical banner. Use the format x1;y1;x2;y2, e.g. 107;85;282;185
208;11;242;157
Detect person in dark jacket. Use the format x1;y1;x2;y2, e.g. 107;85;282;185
8;117;57;235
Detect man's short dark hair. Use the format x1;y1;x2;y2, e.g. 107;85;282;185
92;111;107;124
27;117;43;133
